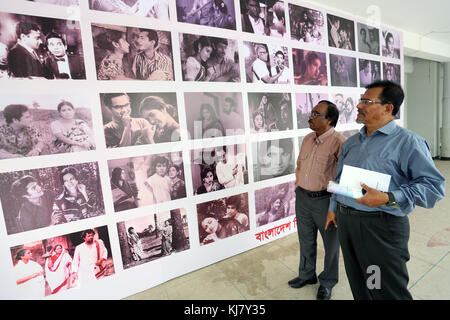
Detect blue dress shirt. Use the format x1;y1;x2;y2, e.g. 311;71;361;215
329;120;446;217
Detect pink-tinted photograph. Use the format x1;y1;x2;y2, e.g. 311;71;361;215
10;226;114;298
117;208;189;269
197;193;249;245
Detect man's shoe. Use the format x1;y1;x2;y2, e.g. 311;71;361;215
288;276;317;288
316;286;332;300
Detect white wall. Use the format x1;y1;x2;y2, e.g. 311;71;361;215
405;57;441;157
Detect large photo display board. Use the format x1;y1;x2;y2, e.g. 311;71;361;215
0;0;403;299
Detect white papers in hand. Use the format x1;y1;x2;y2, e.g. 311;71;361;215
340;165;391;192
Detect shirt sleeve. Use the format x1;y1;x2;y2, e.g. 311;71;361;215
392;137;446;212
328;141;346;213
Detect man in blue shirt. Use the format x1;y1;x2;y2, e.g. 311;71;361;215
325;80;445;300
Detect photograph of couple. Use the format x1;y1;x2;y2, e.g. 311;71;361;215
117;208;189;269
197;193;249;245
92;23;174;81
0;162;105;235
0;94;95;160
0;12;86;80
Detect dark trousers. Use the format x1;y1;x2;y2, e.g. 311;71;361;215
337;204;413;300
295;187;339;288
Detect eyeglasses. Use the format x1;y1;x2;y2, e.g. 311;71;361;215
358;99;388;106
310;111;325;118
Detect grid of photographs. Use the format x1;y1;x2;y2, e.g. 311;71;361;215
0;1;403;299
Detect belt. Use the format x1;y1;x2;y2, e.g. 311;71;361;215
298;186;330;198
338;203;386;217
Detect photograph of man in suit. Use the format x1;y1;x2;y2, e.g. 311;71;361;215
43;32;86;80
7;22;45;78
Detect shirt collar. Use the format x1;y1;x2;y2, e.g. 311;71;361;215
314;127;335;144
360;119;397;137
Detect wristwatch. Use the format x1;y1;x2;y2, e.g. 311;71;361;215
385;192;399;208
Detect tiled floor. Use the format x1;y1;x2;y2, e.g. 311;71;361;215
124;160;450;300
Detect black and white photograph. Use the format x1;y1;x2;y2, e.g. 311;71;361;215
176;0;236;30
329;54;357;87
92;23;174;81
100;92;180;149
27;0;79;6
184;92;244;140
0;11;86;79
0;94;95;159
292;49;327;86
289;4;325;46
382;29;401;59
255;181;295;227
252;137;295;182
248;92;293;132
179;33;240;82
327;14;355;51
107;152;186;211
331;93;358;125
240;0;286;38
359;59;381;87
10;226;114;299
0;162;105;235
89;0;169;20
357;23;380;55
197;193;249;245
295;92;329;129
383;62;401;84
244;41;290;84
191;144;248;195
117;209;189;269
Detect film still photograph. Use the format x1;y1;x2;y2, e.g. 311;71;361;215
357;23;380;55
89;0;168;20
91;23;174;81
248;92;293;133
296;92;329;129
179;33;240;82
184;92;244;140
331;93;359;125
255;181;295;227
288;4;325;46
191;144;248;195
244;41;290;84
292;49;327;86
100;92;180;149
359;59;381;87
382;29;401;59
252;137;295;182
0;11;86;79
240;0;286;38
117;208;189;269
0;94;95;160
27;0;79;6
197;193;249;245
383;62;401;84
327;14;355;51
329;54;357;87
107;152;186;211
0;162;105;235
176;0;236;30
10;226;114;298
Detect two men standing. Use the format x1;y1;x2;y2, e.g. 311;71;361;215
292;81;445;300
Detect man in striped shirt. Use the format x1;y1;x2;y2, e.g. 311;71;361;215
132;28;173;81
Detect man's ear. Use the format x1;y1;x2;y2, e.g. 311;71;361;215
385;103;394;115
